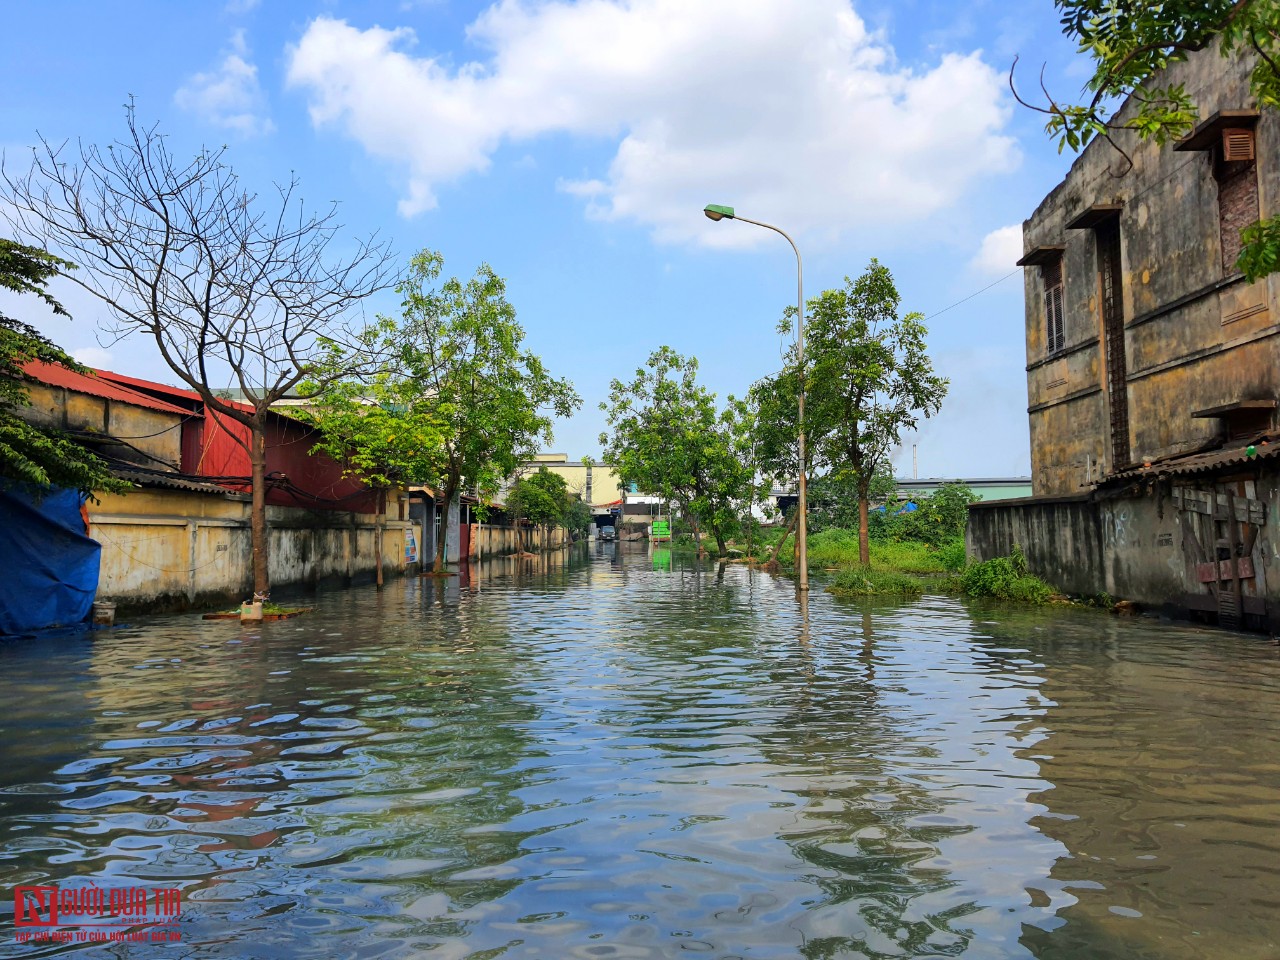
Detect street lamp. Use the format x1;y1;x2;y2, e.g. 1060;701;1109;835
703;203;808;592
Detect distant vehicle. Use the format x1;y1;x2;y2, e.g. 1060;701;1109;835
599;525;617;541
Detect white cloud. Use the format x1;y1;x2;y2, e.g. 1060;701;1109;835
286;1;1019;245
71;346;114;369
175;30;275;137
972;224;1023;275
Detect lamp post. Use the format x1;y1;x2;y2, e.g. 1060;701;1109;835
703;204;808;591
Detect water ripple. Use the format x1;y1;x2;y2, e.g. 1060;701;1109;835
1;547;1278;958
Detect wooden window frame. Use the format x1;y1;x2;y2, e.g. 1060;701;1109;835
1041;256;1065;356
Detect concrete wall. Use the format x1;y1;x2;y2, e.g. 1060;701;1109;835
1021;46;1280;495
969;467;1280;624
967;496;1106;597
23;381;184;470
89;486;409;612
470;523;567;558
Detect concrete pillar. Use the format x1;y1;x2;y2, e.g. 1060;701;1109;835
446;495;461;563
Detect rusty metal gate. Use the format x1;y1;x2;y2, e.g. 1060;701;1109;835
1174;480;1268;629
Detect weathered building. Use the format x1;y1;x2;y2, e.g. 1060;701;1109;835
3;363;410;623
970;47;1280;630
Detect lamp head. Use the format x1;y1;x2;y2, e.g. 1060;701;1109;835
703;204;735;222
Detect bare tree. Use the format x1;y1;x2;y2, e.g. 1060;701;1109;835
3;104;395;599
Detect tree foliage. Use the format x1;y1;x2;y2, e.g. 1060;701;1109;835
867;481;979;547
766;260;947;566
301;322;447;490
328;251;579;572
0;239;129;496
1014;0;1280;279
599;346;759;558
806;468;896;534
507;467;570;539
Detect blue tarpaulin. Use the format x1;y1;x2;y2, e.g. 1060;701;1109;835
0;485;101;635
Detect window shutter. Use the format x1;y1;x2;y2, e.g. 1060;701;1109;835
1052;285;1065;352
1042;256;1065;355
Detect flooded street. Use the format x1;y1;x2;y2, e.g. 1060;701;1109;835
2;544;1279;959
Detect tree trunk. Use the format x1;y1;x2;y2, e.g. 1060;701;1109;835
858;496;870;566
249;422;270;599
714;530;727;559
433;477;458;573
375;488;385;589
765;507;800;569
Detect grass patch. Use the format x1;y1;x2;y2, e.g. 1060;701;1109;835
958;546;1054;604
827;567;926;599
793;529;961;576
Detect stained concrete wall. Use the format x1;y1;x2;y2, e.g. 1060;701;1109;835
1021;46;1280;495
969;468;1280;622
470;523;567;558
23;381;184;470
967;496;1106;597
89;487;409;612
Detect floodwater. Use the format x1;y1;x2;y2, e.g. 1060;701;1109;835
1;544;1278;959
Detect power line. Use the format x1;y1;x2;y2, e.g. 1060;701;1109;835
925;269;1020;321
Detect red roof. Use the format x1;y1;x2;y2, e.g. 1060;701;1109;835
22;361;193;417
96;369;279;418
95;369;256;414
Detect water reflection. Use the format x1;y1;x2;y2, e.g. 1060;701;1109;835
0;550;1276;958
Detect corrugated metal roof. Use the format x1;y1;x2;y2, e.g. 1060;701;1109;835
1110;437;1280;482
95;370;310;423
111;467;244;496
22;361;194;417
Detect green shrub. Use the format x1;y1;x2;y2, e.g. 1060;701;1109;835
804;527;861;567
828;567;926;598
959;545;1054;604
935;539;967;572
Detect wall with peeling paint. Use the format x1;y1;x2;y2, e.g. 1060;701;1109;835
969;466;1280;628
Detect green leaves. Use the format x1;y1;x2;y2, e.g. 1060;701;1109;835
1237;216;1280;280
1036;0;1280;276
305;249;580;533
600;347;761;556
1;238;130;496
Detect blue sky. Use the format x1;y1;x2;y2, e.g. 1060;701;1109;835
1;0;1088;478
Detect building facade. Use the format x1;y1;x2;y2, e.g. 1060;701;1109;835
1019;49;1277;495
970;47;1280;631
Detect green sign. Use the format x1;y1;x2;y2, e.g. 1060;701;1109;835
651;520;670;539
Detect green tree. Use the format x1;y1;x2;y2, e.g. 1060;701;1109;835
382;251;579;573
1014;0;1280;279
807;467;897;534
1;239;129;497
599;346;759;558
507;467;569;549
301;329;448;584
784;260;947;567
564;496;593;540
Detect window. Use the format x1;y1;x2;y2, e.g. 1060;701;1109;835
1042;256;1065;354
1173;112;1260;274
